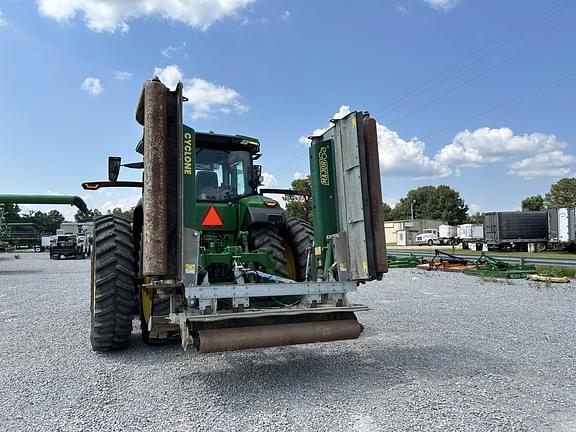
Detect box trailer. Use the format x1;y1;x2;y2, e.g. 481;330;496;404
457;224;484;250
457;224;484;240
483;211;547;251
547;208;576;250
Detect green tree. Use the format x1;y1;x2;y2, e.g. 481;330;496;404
545;178;576;208
521;195;545;211
284;177;312;223
382;202;393;221
75;208;102;222
467;212;484;224
21;210;65;233
393;185;468;225
1;203;21;222
108;207;135;220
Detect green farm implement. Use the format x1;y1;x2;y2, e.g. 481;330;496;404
0;195;88;251
83;78;387;353
463;253;537;279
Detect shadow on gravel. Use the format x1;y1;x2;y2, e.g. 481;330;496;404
0;270;43;275
177;344;512;399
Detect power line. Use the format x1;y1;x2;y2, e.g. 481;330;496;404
373;0;575;119
419;71;576;142
385;18;576;127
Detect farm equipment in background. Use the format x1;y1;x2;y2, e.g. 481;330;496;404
0;195;89;252
463;254;537;279
416;249;476;272
0;194;88;214
83;78;387;353
388;254;424;268
0;223;43;251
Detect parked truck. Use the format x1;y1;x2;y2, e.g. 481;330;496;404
49;233;90;259
415;225;458;246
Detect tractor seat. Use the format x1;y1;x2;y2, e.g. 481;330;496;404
196;170;220;200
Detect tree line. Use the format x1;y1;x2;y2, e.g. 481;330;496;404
284;177;576;226
521;178;576;211
1;204;135;234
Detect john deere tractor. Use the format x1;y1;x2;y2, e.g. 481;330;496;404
84;78;387;353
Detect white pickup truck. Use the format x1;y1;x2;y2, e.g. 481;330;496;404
415;225;458;246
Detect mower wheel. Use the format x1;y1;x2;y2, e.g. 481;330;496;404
90;215;136;352
140;294;175;345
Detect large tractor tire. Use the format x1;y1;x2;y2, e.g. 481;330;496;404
249;224;289;278
284;218;315;282
248;219;315;282
90;215;136;352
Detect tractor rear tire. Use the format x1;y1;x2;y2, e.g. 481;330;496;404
284;218;316;282
249;224;289;278
90;215;136;352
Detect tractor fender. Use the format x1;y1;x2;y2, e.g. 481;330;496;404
241;206;285;230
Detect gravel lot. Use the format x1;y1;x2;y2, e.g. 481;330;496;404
1;252;575;431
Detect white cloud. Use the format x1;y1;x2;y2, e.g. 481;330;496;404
154;64;247;120
333;105;351;120
384;197;399;208
37;0;255;32
114;71;132;80
298;105;351;146
80;77;103;95
423;0;461;11
300;104;451;179
154;65;183;88
281;10;290;20
101;194;141;213
377;123;452;179
0;9;8;27
468;203;482;213
509;151;576;179
161;42;187;58
261;172;277;187
436;127;565;167
293;171;305;180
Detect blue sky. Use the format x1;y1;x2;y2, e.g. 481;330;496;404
1;0;575;220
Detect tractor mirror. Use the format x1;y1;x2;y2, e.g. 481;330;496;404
108;156;122;182
251;165;263;187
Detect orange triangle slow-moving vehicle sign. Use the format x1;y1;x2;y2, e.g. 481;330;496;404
201;206;224;227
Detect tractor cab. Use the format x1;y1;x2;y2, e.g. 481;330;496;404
194;132;262;203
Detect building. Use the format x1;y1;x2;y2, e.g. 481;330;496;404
384;219;444;244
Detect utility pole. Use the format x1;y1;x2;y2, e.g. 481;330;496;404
411;199;416;222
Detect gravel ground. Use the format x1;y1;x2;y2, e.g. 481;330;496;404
1;252;575;431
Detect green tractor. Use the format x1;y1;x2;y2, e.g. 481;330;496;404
84;79;387;353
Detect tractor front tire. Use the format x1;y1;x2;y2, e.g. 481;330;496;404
284;218;315;282
90;215;136;352
249;224;289;278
